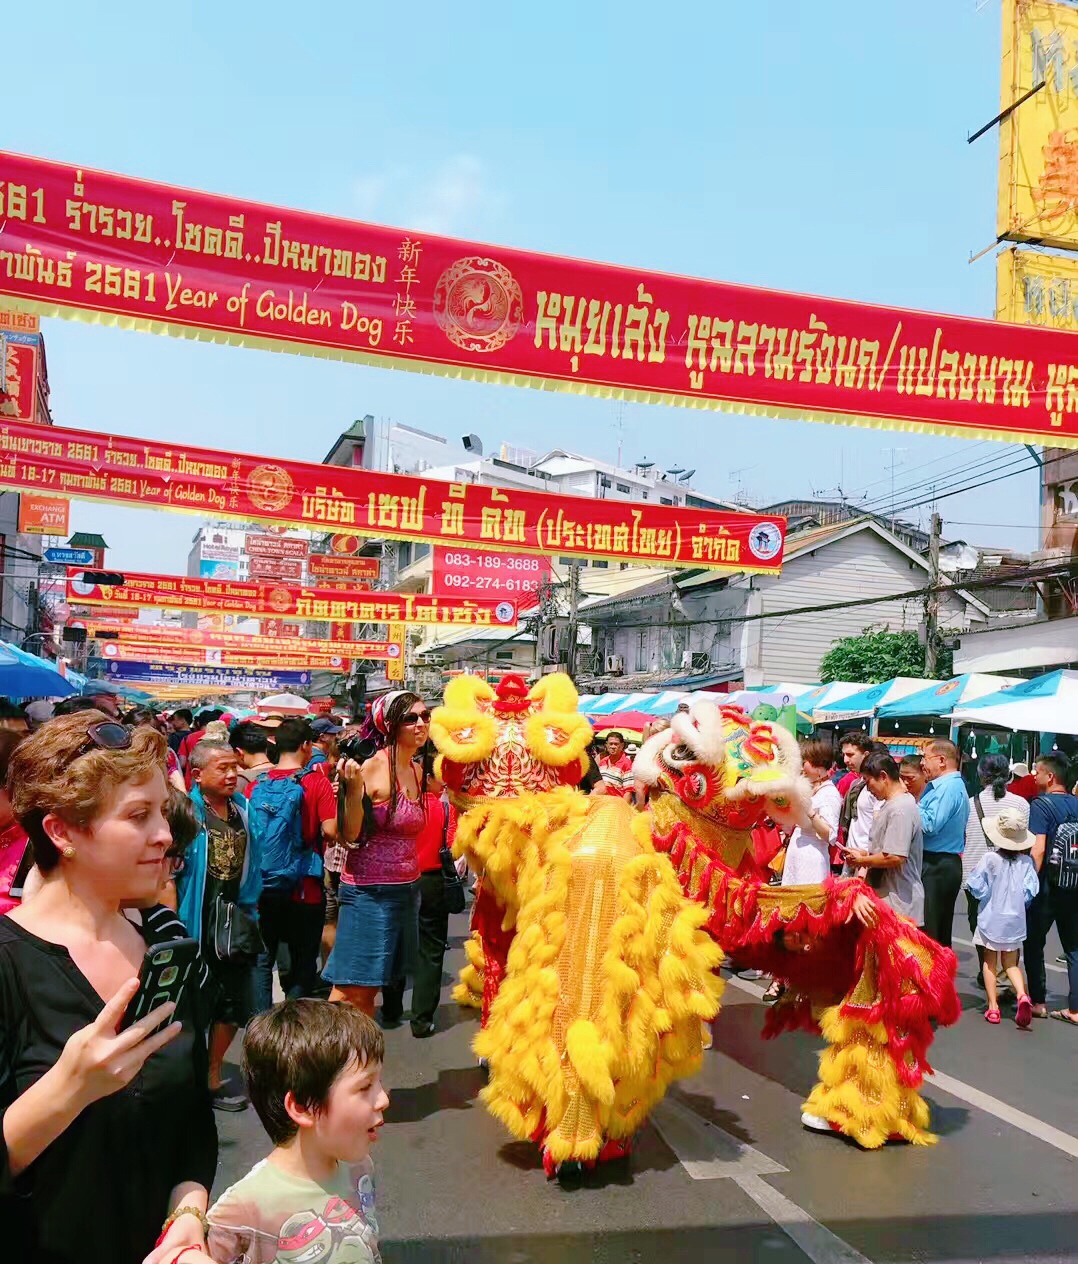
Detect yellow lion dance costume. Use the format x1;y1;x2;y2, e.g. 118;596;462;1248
635;699;961;1149
430;672;722;1178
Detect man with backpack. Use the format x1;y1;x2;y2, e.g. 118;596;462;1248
245;718;339;1011
1025;753;1078;1023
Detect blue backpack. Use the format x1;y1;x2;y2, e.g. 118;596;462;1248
249;769;317;893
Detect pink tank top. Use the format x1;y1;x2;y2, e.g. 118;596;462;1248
343;792;424;886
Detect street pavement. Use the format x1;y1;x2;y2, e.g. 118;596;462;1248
214;909;1078;1263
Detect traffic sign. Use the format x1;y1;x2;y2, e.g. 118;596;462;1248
44;547;95;566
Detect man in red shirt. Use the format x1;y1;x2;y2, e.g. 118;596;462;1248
180;707;225;788
246;718;337;1007
598;731;634;800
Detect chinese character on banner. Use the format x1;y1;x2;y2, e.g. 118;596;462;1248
386;623;406;682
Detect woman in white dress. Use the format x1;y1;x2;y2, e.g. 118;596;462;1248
964;752;1030;986
781;739;843;886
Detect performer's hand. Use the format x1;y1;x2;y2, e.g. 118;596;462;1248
849;892;878;929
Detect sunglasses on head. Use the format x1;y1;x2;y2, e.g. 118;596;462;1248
66;721;132;766
399;709;431;726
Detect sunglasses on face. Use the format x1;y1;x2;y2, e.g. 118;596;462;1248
399;710;432;726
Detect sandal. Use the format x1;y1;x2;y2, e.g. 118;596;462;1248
984;1008;1001;1024
1031;1003;1049;1019
1016;996;1033;1029
763;981;785;1003
1049;1009;1078;1026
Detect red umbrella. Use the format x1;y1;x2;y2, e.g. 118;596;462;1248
590;710;653;734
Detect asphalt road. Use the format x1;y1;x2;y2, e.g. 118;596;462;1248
214;909;1078;1264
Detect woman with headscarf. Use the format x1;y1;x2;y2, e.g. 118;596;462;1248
324;691;442;1024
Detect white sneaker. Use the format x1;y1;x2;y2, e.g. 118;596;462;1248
800;1112;835;1134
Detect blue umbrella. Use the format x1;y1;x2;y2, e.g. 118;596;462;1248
0;641;77;699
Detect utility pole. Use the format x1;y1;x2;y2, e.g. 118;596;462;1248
924;511;942;677
564;563;581;680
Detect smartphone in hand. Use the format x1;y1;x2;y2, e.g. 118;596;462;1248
119;938;199;1031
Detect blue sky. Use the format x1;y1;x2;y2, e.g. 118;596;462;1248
7;0;1041;569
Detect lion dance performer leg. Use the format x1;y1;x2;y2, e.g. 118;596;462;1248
430;673;723;1178
633;701;960;1149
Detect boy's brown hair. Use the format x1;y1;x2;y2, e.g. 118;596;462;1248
243;999;385;1145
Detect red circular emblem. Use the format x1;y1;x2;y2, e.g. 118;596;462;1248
433;257;523;354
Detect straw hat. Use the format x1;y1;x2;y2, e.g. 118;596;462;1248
983;806;1034;852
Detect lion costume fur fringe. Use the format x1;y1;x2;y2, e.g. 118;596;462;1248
431;673;723;1165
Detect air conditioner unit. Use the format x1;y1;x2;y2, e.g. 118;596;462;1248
605;654;624;675
682;650;710;671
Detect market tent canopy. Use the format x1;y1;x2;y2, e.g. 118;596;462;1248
797;682;867;721
0;642;76;699
813;678;939;723
877;673;1025;719
951;670;1078;737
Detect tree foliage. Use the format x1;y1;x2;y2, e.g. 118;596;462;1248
819;629;951;684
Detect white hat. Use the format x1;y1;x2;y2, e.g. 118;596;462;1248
1010;762;1030;779
983;806;1034;852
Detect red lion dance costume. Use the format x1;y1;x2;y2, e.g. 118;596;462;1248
430;673;723;1177
634;699;961;1147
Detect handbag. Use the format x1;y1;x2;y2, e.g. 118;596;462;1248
438;810;466;914
210;895;264;964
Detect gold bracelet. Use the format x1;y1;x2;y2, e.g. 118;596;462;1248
161;1205;209;1238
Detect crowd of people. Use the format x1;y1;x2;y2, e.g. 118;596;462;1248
0;688;443;1264
0;691;1075;1264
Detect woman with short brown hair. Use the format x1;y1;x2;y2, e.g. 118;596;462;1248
0;710;217;1264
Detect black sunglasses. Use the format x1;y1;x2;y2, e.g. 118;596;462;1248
399;710;432;726
66;721;132;766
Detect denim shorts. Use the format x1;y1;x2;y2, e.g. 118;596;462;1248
322;881;419;989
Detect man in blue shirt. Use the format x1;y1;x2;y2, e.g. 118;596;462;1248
1026;753;1078;1022
918;739;970;947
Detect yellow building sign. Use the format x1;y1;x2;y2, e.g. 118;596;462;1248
997;245;1078;329
999;0;1078;250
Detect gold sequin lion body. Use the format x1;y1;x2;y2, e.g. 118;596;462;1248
430;673;723;1172
635;700;961;1148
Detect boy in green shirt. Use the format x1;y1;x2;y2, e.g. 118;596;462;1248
203;1000;389;1263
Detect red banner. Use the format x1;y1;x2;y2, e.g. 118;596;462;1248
97;641;350;671
245;534;309;560
80;620;397;659
0;416;781;573
260;618;302;638
66;567;518;627
0;335;41;425
432;546;551;599
307;553;381;580
0;151;1076;448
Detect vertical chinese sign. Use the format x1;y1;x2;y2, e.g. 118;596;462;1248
387;624;406;683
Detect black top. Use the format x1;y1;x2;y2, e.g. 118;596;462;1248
0;909;218;1264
